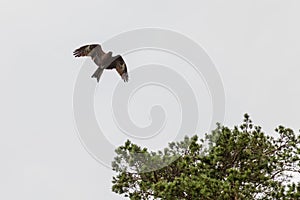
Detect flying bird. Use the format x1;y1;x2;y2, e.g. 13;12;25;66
73;44;128;82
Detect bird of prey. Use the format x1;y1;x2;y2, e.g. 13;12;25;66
73;44;129;82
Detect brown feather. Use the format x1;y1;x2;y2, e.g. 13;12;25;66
73;44;129;82
106;55;129;82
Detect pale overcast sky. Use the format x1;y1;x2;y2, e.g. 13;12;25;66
1;0;300;199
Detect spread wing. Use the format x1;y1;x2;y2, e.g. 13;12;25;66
73;44;105;66
106;55;129;82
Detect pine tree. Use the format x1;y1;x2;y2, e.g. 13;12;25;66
112;114;300;200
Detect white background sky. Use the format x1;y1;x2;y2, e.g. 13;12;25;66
1;0;300;199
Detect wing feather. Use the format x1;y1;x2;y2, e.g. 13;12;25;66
106;55;128;82
73;44;105;66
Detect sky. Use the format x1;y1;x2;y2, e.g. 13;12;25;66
1;0;300;199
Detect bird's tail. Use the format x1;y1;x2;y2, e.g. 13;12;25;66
91;67;104;82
